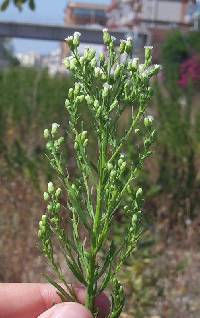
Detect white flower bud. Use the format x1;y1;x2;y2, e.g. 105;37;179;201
41;214;47;222
90;57;96;68
119;40;126;54
43;129;49;139
103;28;111;45
110;170;117;179
65;99;70;108
94;67;103;78
132;214;137;224
74;82;81;95
144;46;153;66
83;139;88;147
144;115;154;127
73;32;81;47
114;64;121;79
55;188;62;198
51;123;60;136
43;192;49;201
55;202;61;212
125;37;133;54
63;57;70;68
65;35;74;49
107;163;113;171
131;58;139;71
85;95;93;105
48;182;54;194
87;48;96;60
102;83;112;97
120;162;126;171
136;187;143;200
99;53;105;65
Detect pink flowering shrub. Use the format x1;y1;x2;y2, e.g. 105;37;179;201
178;55;200;88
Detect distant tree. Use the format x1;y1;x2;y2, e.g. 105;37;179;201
0;0;35;11
0;38;19;66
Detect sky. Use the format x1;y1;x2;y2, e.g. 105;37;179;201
0;0;109;54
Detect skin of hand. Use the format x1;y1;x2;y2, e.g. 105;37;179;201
0;283;110;318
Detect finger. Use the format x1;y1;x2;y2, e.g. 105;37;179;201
0;283;61;318
74;287;110;318
37;302;92;318
0;284;110;318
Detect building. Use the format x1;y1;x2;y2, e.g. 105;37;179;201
61;1;109;59
64;1;108;27
107;0;197;30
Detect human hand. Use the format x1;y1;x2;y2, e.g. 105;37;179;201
0;283;110;318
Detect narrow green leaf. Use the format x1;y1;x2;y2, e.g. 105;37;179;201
44;274;73;302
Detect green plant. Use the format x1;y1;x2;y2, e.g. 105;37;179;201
38;31;160;317
0;0;35;11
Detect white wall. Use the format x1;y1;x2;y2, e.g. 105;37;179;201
142;0;182;23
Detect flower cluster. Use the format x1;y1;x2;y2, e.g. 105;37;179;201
39;30;160;318
178;55;200;88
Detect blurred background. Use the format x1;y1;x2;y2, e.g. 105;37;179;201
0;0;200;317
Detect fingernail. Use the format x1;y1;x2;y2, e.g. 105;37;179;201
38;302;92;318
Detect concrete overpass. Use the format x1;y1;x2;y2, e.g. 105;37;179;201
0;21;147;45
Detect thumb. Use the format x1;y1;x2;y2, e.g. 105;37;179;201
37;302;93;318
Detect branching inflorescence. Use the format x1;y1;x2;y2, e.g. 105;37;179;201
38;30;160;318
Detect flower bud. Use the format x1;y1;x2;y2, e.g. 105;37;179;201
102;83;112;98
48;182;54;194
99;53;105;66
63;57;70;69
144;115;154;128
131;58;139;71
65;99;70;108
85;95;93;105
94;67;103;79
103;28;111;45
56;137;64;147
51;123;60;137
43;129;49;139
114;64;121;79
118;158;124;166
46;141;53;151
68;88;74;99
74;82;81;96
132;214;137;224
47;203;54;212
81;131;87;140
120;162;126;172
107;163;113;171
83;139;88;147
144;46;153;66
119;40;126;54
73;32;81;47
55;188;62;198
41;214;47;223
75;95;85;103
65;35;74;49
125;37;133;55
87;48;96;60
136;187;143;200
43;192;49;201
110;169;117;179
90;57;96;68
55;202;61;212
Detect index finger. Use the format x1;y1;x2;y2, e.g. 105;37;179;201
0;283;110;318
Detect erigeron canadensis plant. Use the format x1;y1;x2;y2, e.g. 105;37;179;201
38;30;160;318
